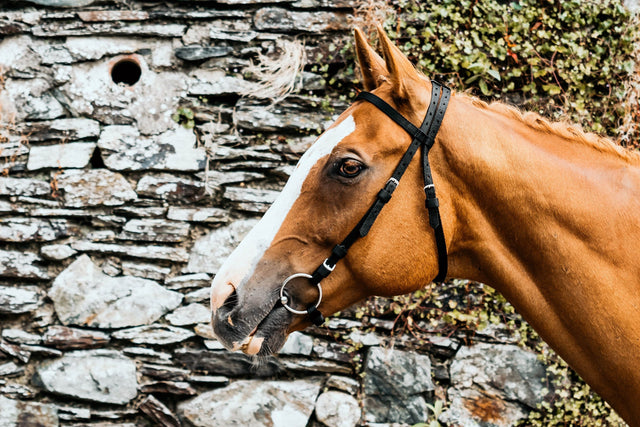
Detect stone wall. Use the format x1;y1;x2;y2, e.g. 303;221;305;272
0;1;589;426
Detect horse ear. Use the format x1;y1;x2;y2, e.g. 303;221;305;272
376;24;420;101
354;27;388;91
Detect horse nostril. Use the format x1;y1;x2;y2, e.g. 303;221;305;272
222;287;238;311
211;282;237;316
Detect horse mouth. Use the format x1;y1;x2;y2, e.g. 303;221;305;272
212;291;292;357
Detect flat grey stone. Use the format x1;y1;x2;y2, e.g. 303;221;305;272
164;273;212;290
175;45;233;61
185;287;210;303
0;218;74;242
235;99;328;133
315;391;361;427
279;332;313;355
98;126;205;172
0;395;58;427
253;8;350;32
439;387;527;427
363;347;434;424
326;375;359;395
135;173;205;202
76;10;150;21
0;285;43;313
0;361;24;377
165;303;211;326
139;394;181;427
194;323;216;340
121;261;171;281
0;141;29;159
14;118;100;142
292;0;353;8
217;0;294;3
186;218;258;273
49;255;183;328
167;206;229;223
27;142;96;170
0;251;49;280
174;349;284;377
1;329;41;345
178;379;322;427
223;186;278;213
64;36;140;62
209;26;258;42
42;325;110;350
122;347;172;365
33;21;186;38
23;0;97;6
117;218;190;242
279;358;352;375
40;244;78;260
0;383;38;400
114;206;168;218
0;177;50;197
112;324;195;345
70;241;189;262
205;143;282;162
33;349;137;405
3;78;65;121
140;363;190;381
448;343;549;409
197;170;265;194
0;35;43;78
57;169;137;208
188;76;258;96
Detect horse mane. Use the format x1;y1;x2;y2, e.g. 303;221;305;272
457;93;640;164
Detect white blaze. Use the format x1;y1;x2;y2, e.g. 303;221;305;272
210;115;357;293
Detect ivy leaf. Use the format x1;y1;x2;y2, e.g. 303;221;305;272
486;68;501;81
479;79;491;96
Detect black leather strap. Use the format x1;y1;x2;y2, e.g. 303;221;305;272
304;81;451;324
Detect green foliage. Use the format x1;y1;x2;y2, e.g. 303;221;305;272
383;0;637;137
519;351;626;425
172;106;195;129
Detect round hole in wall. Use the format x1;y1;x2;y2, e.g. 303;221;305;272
111;58;141;86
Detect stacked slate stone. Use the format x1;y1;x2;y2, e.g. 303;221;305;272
0;1;552;426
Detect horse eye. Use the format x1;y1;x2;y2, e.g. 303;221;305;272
337;159;364;178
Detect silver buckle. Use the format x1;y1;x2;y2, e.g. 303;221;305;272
322;258;335;272
279;273;323;315
424;184;435;191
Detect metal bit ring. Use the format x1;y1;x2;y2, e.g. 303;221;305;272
279;273;322;315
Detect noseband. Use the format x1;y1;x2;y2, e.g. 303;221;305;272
280;81;451;326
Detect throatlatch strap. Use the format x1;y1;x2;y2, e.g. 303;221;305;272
304;81;451;325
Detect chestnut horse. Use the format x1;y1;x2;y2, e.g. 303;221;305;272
211;28;640;424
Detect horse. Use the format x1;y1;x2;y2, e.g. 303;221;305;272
210;26;640;425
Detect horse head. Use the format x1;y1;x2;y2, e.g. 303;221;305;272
210;27;456;355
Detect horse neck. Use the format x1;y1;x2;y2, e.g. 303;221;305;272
436;98;640;424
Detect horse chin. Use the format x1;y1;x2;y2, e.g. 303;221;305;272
212;300;292;357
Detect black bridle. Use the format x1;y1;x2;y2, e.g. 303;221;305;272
279;80;451;326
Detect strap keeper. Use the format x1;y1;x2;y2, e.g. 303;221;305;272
377;178;399;203
425;197;439;209
307;305;325;326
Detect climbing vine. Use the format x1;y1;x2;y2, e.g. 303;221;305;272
382;0;637;141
